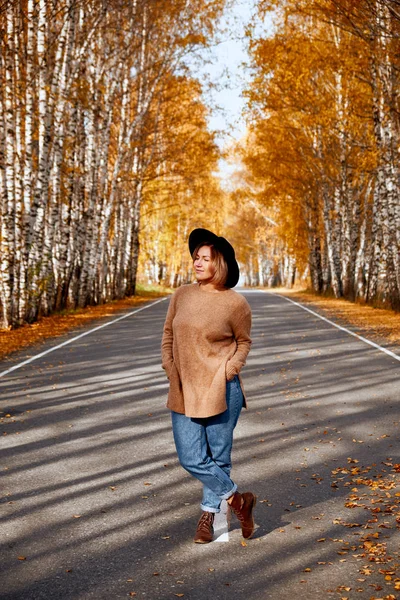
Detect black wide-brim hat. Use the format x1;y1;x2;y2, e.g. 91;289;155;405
188;228;240;288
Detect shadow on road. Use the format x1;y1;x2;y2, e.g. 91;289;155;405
1;293;399;599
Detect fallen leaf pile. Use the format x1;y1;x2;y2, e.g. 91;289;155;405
331;459;400;596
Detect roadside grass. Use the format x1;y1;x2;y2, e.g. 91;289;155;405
0;283;172;361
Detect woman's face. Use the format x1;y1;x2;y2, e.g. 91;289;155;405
193;246;215;283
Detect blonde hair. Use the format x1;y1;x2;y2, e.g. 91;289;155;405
192;243;229;288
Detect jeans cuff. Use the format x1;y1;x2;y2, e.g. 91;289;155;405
220;483;237;500
200;504;220;514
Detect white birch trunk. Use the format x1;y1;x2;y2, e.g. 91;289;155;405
322;183;343;297
306;194;323;292
13;6;25;323
94;64;130;303
27;2;73;319
20;0;36;321
37;0;47;168
1;8;17;327
368;2;400;306
78;69;118;307
354;181;371;300
41;2;76;313
24;0;35;215
0;74;10;327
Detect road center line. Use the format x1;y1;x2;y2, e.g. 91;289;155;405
272;292;400;362
0;297;169;379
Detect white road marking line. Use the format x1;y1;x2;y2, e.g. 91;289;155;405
0;297;168;379
272;293;400;362
213;499;229;542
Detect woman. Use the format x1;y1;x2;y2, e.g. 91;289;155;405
161;227;256;544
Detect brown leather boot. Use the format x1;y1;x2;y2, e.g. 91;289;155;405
194;511;215;544
229;491;256;539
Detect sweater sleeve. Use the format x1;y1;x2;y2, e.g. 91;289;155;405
225;300;252;381
161;293;177;378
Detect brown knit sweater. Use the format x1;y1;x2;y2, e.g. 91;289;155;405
161;283;252;418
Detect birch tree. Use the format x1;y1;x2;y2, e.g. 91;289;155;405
242;0;400;308
0;0;226;328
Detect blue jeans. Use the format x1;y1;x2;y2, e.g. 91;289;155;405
171;375;244;513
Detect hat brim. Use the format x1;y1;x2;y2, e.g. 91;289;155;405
188;228;240;288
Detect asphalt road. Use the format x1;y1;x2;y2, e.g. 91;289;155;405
1;290;399;600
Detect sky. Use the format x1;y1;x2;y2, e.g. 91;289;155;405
205;0;256;144
190;0;274;181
